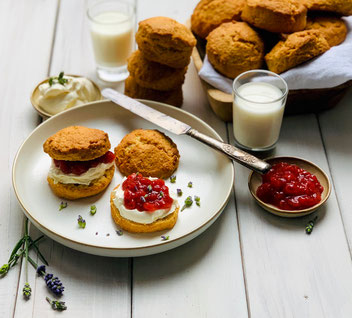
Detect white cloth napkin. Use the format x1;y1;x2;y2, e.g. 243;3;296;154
199;16;352;93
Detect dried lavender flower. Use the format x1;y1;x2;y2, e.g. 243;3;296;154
77;215;86;229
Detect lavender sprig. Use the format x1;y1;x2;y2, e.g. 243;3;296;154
177;189;182;196
161;235;169;241
59;202;67;211
181;196;193;211
78;215;86;229
90;205;97;215
116;230;123;236
46;297;67;311
23;283;31;299
37;265;65;296
188;181;193;188
23;218;31;299
194;196;200;207
170;175;176;183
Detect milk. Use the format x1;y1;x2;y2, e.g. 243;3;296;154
233;82;285;149
90;11;134;68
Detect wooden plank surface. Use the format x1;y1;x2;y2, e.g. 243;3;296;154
0;1;58;317
319;89;352;251
229;114;352;318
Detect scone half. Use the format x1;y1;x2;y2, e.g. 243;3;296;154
110;182;179;233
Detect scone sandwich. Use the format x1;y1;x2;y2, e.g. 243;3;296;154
43;126;115;200
110;173;179;233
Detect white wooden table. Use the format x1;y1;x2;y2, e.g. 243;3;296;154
1;0;352;317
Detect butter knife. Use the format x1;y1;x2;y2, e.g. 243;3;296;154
102;88;271;174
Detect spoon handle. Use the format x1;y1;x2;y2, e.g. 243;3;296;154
186;128;271;174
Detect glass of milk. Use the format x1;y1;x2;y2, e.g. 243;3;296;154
87;0;135;82
232;70;288;151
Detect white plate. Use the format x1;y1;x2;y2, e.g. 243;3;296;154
12;100;234;257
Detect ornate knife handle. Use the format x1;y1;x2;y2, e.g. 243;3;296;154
186;128;271;174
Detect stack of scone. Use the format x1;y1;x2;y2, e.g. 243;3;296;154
191;0;350;76
124;17;197;107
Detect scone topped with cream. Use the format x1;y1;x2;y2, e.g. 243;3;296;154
43;126;115;199
110;173;179;233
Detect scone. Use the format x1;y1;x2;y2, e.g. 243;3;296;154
241;0;307;33
191;0;245;39
305;14;347;47
127;50;187;91
206;21;264;79
135;16;196;68
110;174;179;233
114;129;180;179
43;126;115;199
124;76;183;107
302;0;352;16
265;30;330;74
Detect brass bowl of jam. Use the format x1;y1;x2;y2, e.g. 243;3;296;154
248;156;331;218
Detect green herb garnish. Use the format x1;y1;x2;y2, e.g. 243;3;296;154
116;230;123;236
48;71;68;86
170;175;176;183
59;202;67;211
188;181;193;188
181;196;193;211
159;191;164;198
77;215;86;229
90;205;97;215
46;297;67;311
177;189;182;196
147;185;152;192
305;216;318;235
194;196;200;206
161;235;169;241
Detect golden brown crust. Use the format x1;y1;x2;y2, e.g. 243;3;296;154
191;0;245;39
135;16;196;68
47;165;115;200
241;0;307;33
206;21;264;79
43;126;111;161
114;129;180;179
305;14;347;47
303;0;352;16
110;185;179;233
127;50;187;91
265;30;330;74
124;76;183;107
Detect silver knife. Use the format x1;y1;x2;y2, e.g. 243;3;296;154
102;88;271;174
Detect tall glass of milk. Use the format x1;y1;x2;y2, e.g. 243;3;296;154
87;0;135;82
232;70;288;151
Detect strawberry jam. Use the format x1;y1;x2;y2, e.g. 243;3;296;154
122;173;173;212
256;162;324;210
54;151;115;176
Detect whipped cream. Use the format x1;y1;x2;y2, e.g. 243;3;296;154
48;161;114;185
112;177;179;224
37;76;100;115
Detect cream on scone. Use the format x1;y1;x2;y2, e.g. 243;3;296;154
43;126;115;200
110;173;179;233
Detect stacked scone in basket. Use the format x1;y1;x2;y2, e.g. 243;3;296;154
191;0;350;77
124;17;196;107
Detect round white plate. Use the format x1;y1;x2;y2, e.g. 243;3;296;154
12;100;234;257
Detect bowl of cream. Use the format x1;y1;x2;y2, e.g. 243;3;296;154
31;73;102;118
